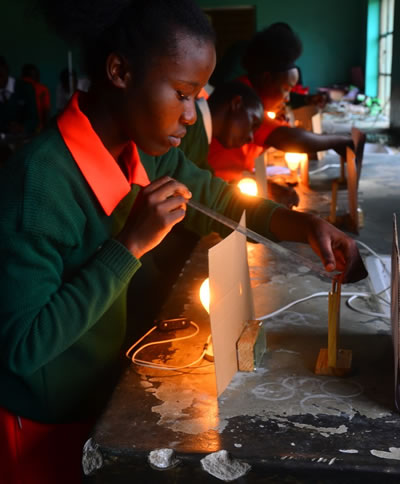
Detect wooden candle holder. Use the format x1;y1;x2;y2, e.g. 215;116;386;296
237;320;266;372
328;128;366;235
315;280;352;377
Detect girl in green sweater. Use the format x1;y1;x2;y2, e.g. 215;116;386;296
0;1;366;482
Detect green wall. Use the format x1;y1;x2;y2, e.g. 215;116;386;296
198;0;368;93
2;0;367;109
1;2;82;115
390;0;400;128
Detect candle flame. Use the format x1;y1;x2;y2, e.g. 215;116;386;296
267;111;276;119
284;152;308;171
237;177;258;196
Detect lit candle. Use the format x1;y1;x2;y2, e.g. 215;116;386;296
284;152;308;172
267;111;276;119
237;177;258;196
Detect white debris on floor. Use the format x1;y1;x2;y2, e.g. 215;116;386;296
200;449;251;482
148;448;180;470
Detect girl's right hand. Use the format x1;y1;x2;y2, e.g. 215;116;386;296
117;177;192;259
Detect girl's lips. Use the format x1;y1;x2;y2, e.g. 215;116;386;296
168;135;182;147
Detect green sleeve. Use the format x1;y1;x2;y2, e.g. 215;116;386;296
0;234;140;376
0;143;140;376
140;147;282;240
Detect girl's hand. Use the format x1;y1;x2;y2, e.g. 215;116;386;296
269;208;368;283
117;177;192;259
305;215;368;283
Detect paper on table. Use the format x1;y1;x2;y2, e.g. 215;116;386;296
208;212;254;397
391;214;400;411
311;112;325;161
352;127;366;184
265;166;290;176
255;155;267;199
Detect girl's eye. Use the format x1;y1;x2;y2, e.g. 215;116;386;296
177;91;189;101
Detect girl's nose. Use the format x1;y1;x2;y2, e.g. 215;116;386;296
181;100;197;126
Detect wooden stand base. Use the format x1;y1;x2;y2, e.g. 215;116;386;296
237;320;266;372
314;348;352;377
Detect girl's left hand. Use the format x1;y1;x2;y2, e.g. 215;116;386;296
269;208;368;283
305;215;368;283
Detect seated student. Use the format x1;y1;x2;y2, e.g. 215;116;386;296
0;56;39;135
56;68;91;112
0;2;366;483
209;23;353;181
288;66;328;111
181;80;299;208
21;63;51;129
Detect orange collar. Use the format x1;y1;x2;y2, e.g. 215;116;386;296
57;92;150;216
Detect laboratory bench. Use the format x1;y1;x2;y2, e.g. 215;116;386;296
84;153;400;483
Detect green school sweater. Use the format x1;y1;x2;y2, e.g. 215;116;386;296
0;123;280;423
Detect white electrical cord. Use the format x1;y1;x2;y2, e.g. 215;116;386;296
258;239;391;322
308;163;341;175
126;322;212;371
127;241;391;370
356;240;391;275
257;290;378;321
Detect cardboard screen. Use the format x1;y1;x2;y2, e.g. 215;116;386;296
311;112;325;161
208;212;254;396
255;154;268;199
351;127;366;184
391;213;400;411
345;128;366;234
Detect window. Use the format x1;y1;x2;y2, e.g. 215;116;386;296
378;0;395;116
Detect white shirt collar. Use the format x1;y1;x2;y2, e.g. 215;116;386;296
0;76;15;100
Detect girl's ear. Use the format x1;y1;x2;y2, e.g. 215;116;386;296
106;52;132;88
230;95;243;112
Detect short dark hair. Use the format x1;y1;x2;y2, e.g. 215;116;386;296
208;81;262;111
38;0;215;79
21;63;39;79
242;22;302;76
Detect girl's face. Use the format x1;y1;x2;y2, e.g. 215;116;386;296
122;35;216;156
221;103;264;149
256;68;299;112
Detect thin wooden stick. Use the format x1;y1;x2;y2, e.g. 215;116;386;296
328;280;341;367
339;156;346;183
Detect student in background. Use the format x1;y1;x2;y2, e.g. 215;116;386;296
0;2;366;483
0;56;39;135
210;23;353;181
21;63;51;129
56;68;91;112
181;80;299;208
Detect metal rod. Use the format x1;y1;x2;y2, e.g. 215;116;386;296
187;199;334;279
